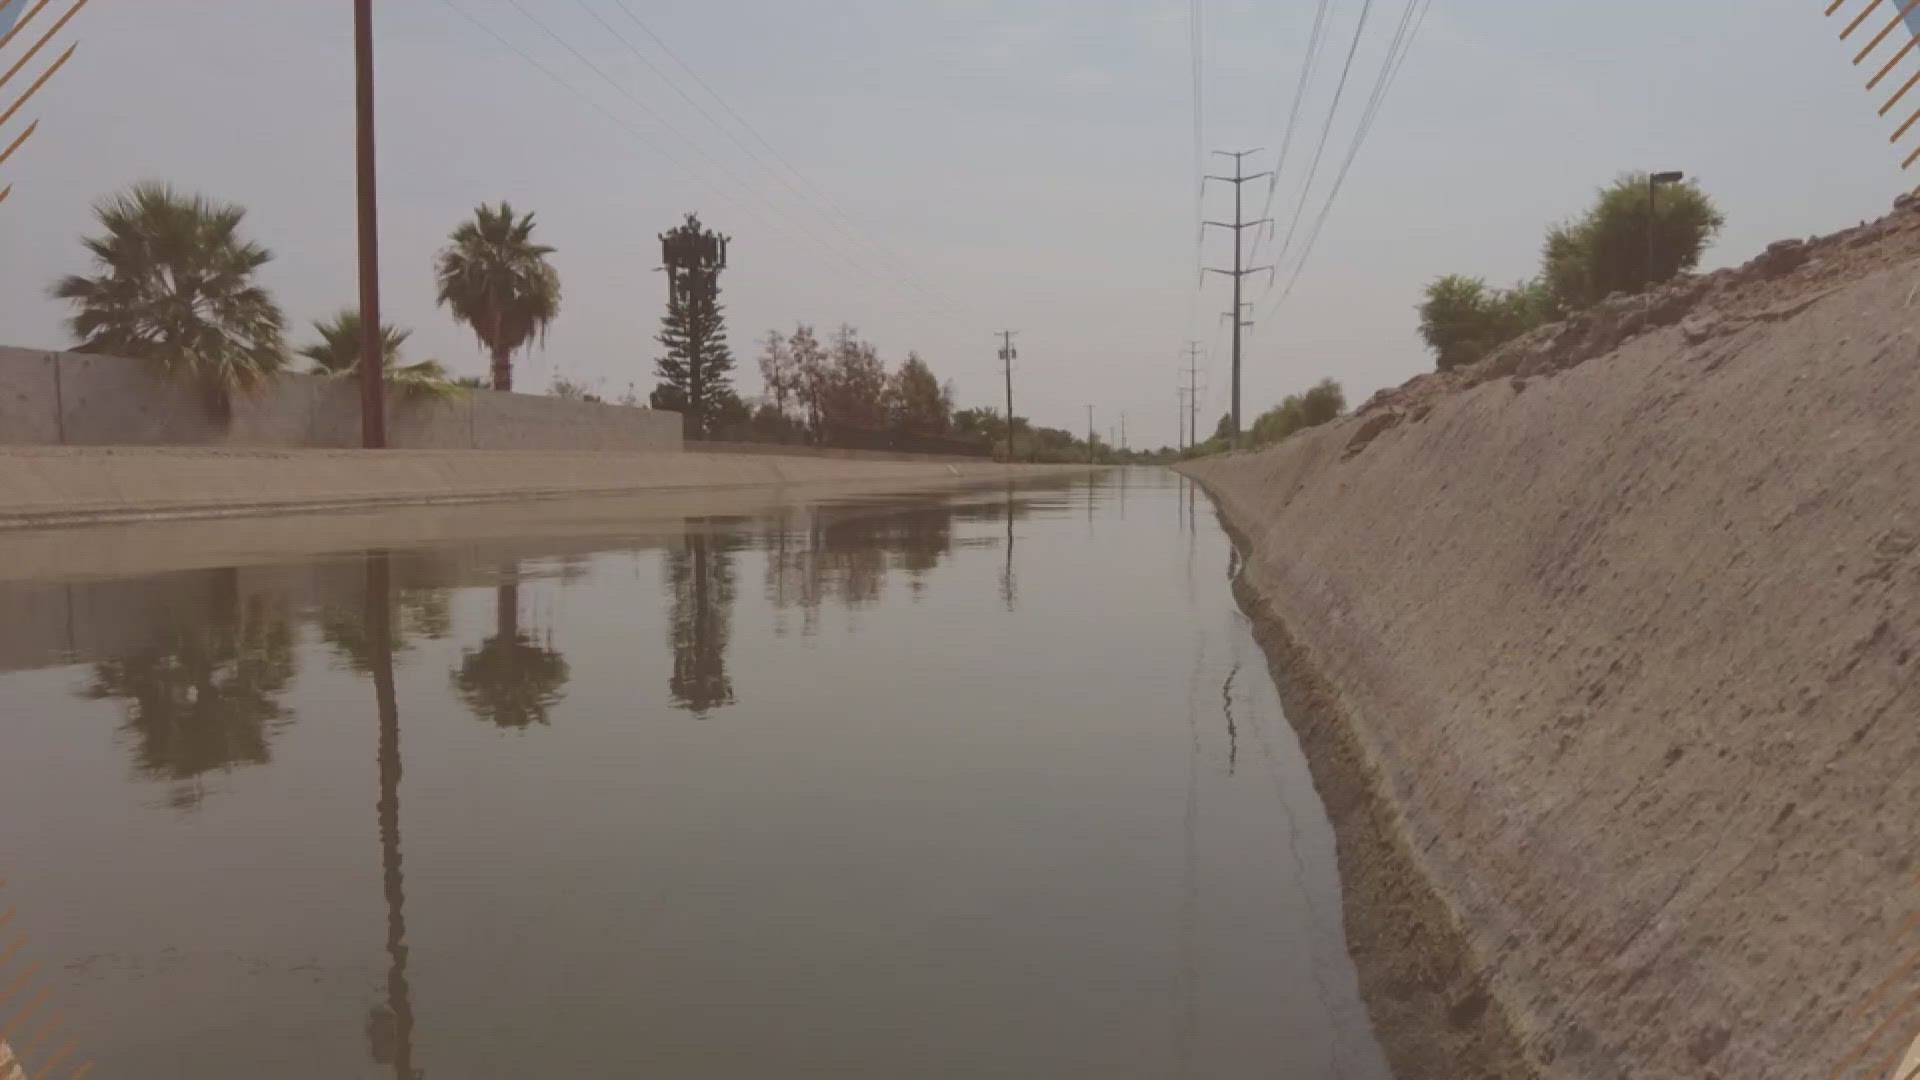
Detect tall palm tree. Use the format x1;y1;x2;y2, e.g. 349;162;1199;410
49;183;288;416
299;310;460;401
433;203;560;392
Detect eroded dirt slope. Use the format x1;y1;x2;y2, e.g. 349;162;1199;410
1185;202;1920;1079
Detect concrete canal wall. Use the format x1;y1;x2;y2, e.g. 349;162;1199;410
0;347;683;452
0;446;1087;529
1182;206;1920;1078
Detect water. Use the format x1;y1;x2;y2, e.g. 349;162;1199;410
0;470;1390;1079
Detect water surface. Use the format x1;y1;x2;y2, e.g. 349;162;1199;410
0;471;1390;1078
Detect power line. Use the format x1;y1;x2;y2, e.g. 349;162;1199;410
1191;0;1205;269
438;0;974;329
1267;0;1432;316
1181;0;1206;352
502;0;878;283
1250;0;1335;265
1267;0;1376;285
592;0;975;320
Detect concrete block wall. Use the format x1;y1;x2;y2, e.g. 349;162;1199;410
0;346;683;452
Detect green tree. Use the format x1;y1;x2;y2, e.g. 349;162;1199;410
1250;378;1346;446
885;352;954;435
817;325;888;430
758;329;797;418
1417;275;1557;371
1542;172;1724;309
50;183;289;417
434;202;561;392
650;214;737;434
299;310;459;400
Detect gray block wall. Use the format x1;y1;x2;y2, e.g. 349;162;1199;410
0;347;683;452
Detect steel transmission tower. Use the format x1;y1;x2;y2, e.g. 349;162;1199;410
1203;150;1273;448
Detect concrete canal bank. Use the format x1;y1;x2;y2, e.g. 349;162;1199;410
1184;206;1920;1078
0;446;1089;529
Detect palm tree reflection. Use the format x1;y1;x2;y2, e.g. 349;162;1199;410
81;567;295;809
451;571;570;729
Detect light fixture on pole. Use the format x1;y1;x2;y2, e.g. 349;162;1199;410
1646;170;1684;292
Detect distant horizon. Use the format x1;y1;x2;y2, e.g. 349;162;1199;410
1;1;1912;446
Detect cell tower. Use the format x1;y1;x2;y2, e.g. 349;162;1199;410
659;213;729;305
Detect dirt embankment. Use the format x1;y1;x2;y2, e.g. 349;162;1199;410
1185;201;1920;1079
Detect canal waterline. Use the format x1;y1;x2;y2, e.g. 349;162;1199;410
0;471;1391;1078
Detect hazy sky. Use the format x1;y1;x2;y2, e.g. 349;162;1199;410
0;1;1910;446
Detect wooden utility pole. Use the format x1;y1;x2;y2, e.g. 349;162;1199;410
1203;150;1273;448
999;331;1018;462
355;0;387;448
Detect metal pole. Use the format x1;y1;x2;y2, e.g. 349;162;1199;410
1001;330;1016;463
1231;172;1243;446
1645;174;1655;293
355;0;387;449
1203;153;1272;450
1086;405;1095;465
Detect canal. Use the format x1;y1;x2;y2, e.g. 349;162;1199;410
0;470;1390;1078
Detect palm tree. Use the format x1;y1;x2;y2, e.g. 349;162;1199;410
299;310;460;401
299;309;412;375
433;203;560;392
49;183;288;417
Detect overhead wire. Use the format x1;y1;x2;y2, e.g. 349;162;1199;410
1265;0;1376;289
437;0;978;330
1248;0;1335;266
593;0;980;321
1183;0;1205;347
504;0;903;290
1265;0;1432;317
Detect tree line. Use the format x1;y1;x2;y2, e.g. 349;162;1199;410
43;185;1089;456
50;184;568;410
1416;172;1725;371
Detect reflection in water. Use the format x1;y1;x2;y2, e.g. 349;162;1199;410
320;586;451;675
763;498;960;632
1000;486;1018;611
361;552;422;1079
80;567;296;809
6;474;1392;1077
451;576;571;729
666;526;740;716
1222;660;1240;777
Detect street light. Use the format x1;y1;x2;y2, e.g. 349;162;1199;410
1647;170;1684;292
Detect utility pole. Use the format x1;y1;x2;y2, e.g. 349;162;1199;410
1203;150;1273;449
1179;340;1204;451
1120;412;1127;453
1085;405;1095;465
354;0;386;448
998;330;1018;463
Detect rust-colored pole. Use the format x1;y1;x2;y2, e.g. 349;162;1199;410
355;0;386;448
